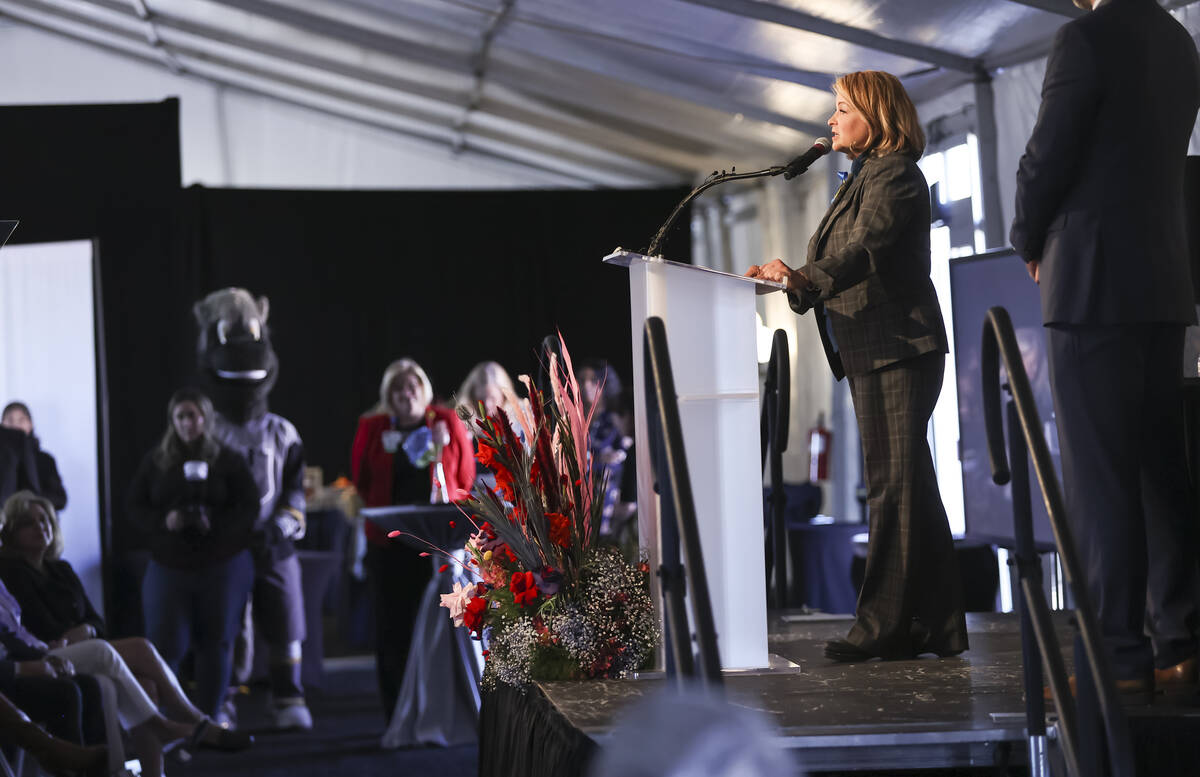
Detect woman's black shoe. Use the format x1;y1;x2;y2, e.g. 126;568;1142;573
192;719;255;752
824;639;884;663
908;620;968;658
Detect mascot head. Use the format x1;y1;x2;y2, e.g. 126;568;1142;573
193;287;279;420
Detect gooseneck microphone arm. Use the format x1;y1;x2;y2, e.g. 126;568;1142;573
646;165;784;258
646;138;830;257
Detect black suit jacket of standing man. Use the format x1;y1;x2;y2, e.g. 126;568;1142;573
1011;0;1199;327
1011;0;1200;684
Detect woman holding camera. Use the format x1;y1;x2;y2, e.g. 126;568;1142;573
128;388;259;718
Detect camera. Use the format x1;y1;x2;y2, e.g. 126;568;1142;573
179;460;212;533
177;504;212;533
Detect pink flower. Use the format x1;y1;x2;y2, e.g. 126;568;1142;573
439;581;476;627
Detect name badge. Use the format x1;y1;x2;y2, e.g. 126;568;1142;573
381;429;402;453
183;460;210;481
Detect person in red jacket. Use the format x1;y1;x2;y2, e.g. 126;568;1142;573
350;358;472;721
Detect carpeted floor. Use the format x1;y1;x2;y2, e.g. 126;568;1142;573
168;657;477;777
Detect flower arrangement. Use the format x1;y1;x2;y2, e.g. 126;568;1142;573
433;335;659;689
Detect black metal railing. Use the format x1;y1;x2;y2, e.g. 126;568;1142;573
760;329;790;609
643;316;723;689
981;306;1133;777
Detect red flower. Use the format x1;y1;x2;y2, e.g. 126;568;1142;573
462;596;489;633
475;443;498;468
494;467;516;501
510;571;539;606
545;512;571;548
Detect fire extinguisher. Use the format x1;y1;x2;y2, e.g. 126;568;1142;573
808;412;832;482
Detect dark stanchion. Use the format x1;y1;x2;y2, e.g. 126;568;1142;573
981;306;1134;777
1006;399;1061;776
644;316;723;690
760;329;790;609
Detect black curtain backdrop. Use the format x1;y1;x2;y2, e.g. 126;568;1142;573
176;183;690;486
1;98;690;634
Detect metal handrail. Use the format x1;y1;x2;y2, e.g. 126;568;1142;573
760;329;790;609
981;306;1134;777
643;316;723;689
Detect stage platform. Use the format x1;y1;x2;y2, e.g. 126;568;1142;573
515;612;1200;775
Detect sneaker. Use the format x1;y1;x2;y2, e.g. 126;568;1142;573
272;702;313;731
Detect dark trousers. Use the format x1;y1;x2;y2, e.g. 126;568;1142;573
2;674;103;745
846;351;968;657
252;551;307;701
366;540;432;721
1047;323;1199;680
143;550;255;717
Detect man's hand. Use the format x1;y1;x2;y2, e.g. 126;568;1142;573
165;509;185;531
275;510;305;541
1026;260;1040;285
16;659;58;678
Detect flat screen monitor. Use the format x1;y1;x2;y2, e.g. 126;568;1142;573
949;248;1059;549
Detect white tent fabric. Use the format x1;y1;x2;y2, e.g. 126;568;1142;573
0;23;583;188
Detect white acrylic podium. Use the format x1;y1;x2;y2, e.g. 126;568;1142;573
604;249;783;670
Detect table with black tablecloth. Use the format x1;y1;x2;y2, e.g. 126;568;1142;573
479;684;596;777
362;504;483;748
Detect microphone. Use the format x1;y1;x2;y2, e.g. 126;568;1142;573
782;138;831;180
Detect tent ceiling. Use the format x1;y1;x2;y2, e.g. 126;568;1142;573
1;0;1194;185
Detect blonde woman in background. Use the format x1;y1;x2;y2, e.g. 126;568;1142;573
456;360;524;434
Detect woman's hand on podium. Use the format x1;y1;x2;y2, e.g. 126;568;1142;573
745;259;809;291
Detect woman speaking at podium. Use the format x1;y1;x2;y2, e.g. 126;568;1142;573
746;70;968;663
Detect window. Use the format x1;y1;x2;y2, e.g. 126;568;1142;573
917;134;988;537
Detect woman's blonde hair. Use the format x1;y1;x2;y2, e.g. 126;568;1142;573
833;71;925;160
0;490;64;560
456;361;519;422
373;358;434;416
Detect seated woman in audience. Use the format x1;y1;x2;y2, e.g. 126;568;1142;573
1;402;67;511
0;491;252;753
456;361;522;435
0;574;204;777
126;388;259;726
0;490;252;755
351;358;474;721
0;686;107;777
